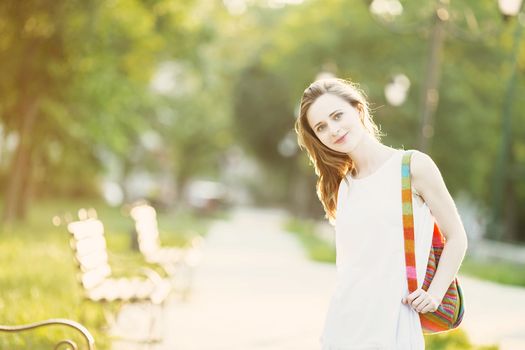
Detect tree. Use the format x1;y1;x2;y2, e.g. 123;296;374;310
0;0;207;222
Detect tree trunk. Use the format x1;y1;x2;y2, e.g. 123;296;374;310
175;171;190;209
2;100;39;223
504;147;518;242
504;177;517;242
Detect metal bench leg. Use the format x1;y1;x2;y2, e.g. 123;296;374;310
147;302;164;343
181;263;194;302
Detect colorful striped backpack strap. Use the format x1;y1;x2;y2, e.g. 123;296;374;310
401;151;418;293
400;150;465;334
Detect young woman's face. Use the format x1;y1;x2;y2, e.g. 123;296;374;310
306;93;367;153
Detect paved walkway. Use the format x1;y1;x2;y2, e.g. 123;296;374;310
112;207;525;350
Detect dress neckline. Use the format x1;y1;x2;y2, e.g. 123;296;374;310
347;149;402;182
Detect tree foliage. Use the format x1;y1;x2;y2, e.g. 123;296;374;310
1;0;523;241
0;0;226;221
226;0;525;240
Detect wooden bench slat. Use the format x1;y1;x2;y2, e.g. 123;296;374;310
77;250;109;271
75;235;106;257
82;264;111;289
86;277;170;303
68;220;104;240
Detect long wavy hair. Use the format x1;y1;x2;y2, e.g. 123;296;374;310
294;78;383;224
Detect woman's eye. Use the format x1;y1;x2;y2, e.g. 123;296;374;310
333;113;342;120
317;125;325;132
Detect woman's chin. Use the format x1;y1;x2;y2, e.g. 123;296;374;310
332;145;354;154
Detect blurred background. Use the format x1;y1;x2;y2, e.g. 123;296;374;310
0;0;524;349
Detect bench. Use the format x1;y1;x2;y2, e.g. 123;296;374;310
129;203;203;300
67;217;171;342
0;318;95;349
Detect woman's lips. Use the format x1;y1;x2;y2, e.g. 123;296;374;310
335;132;348;144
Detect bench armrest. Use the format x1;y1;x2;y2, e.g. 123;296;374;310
0;318;95;350
138;267;165;286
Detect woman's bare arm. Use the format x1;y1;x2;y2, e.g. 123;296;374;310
410;150;468;302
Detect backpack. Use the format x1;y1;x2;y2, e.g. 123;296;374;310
401;151;465;334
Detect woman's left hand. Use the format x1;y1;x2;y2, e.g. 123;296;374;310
402;288;442;314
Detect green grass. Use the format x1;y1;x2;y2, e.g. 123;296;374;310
282;217;499;350
424;330;498;350
459;256;525;287
283;217;525;288
283;218;336;263
0;197;217;349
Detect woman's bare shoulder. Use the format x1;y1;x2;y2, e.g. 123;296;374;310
409;150;444;197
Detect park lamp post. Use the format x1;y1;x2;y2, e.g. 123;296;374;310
369;0;449;152
369;0;522;154
489;0;524;240
369;0;523;241
370;0;523;241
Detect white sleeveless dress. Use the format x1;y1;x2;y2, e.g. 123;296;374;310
320;149;434;350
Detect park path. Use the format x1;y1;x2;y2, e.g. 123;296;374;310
112;206;525;350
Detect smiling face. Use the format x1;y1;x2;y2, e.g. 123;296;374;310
306;93;367;154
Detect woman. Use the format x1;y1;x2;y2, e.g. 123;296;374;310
294;78;468;349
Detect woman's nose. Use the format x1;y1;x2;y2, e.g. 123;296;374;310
329;124;341;135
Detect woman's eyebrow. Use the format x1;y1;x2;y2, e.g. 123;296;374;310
328;109;342;118
313;110;341;129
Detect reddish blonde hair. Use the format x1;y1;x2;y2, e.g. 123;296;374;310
294;78;383;223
